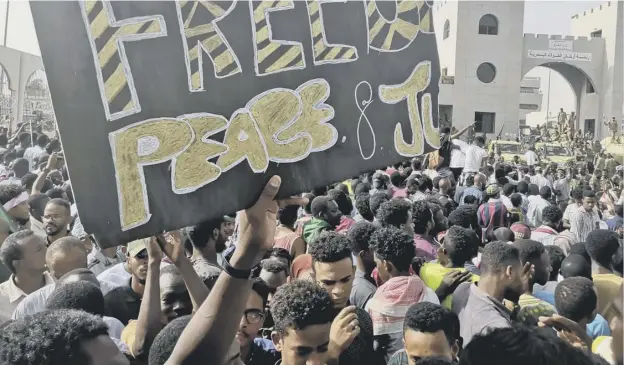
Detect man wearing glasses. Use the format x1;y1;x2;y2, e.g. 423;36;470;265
236;278;280;365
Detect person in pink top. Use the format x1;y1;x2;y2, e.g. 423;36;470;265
412;201;440;262
328;189;355;234
274;205;306;260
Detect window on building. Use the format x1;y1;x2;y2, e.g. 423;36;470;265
474;112;496;133
443;20;450;39
586;79;595;93
584;119;595;136
590;29;602;38
477;62;496;83
442;68;448;76
519;104;539;110
478;14;498;35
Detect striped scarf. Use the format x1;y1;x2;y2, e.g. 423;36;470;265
367;276;425;335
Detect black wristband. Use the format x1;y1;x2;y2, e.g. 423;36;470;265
222;255;253;279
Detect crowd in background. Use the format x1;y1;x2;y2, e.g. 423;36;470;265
0;125;620;365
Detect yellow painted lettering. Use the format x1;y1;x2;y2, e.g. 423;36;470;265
249;90;311;162
281;79;337;152
173;113;229;193
110;119;193;230
379;61;433;157
216;111;269;173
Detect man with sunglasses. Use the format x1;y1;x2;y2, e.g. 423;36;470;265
236;277;280;365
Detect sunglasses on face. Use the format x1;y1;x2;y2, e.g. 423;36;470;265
244;309;265;324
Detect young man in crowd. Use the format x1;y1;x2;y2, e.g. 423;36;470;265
0;158;29;186
530;205;563;246
554;277;608;339
23;134;48;171
27;193;49;238
42;198;72;246
236;278;279;365
412;201;438;262
458;174;484;205
563;188;584;229
354;193;374;222
259;257;288;297
0;309;130;365
270;280;336;365
452;241;530;347
527;186;553;229
308;231;376;365
367;227;439;361
533;245;566;299
186;217;229;268
0;230;53;322
419;226;479;308
570;190;601;242
388;302;462;365
376;199;414;236
347;221;378;310
302;196;342;245
477;185;509;241
11;236;92;319
512;239;556;326
585;229;623;323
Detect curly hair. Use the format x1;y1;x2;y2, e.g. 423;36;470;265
461;325;604;365
376;199;412;229
369;227;415;272
148;315;192;365
545;245;565;280
311;196;336;216
346;221;378;254
448;205;477;229
261;257;289;274
412;200;433;235
541;206;563;225
369;191;390;217
308;231;352;264
586;229;620;268
444;226;478;266
327;189;353;216
404;302;460;346
270;280;334;334
554;277;597;323
278;205;300;227
355;194;373;222
0;309;110;365
46;281;105;316
0;184;24;205
354;181;371;197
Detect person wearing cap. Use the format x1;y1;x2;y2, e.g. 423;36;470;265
477;184;509;242
511;222;531;240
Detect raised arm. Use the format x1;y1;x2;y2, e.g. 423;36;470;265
451;122;475;140
158;231;209;311
31;154;57;194
128;237;163;359
165;176;306;365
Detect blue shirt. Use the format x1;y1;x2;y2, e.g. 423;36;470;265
460;186;483;205
533;290;611;339
606;215;623;232
246;338;280;365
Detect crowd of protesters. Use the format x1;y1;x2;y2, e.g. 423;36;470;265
0;125;621;365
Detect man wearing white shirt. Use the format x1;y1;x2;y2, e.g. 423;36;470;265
529;167;552;190
462;136;488;181
23;135;49;171
524;147;539;167
527;186;553;228
450;138;468;182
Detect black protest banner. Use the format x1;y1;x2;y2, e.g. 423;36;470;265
30;0;441;247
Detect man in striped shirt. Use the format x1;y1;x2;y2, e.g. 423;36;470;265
478;185;509;242
570;190;601;242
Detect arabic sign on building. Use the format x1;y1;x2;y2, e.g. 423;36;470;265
30;0;441;247
527;49;592;62
548;40;573;51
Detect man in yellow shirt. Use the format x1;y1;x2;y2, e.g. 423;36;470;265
586;230;623;323
419;226;479;308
